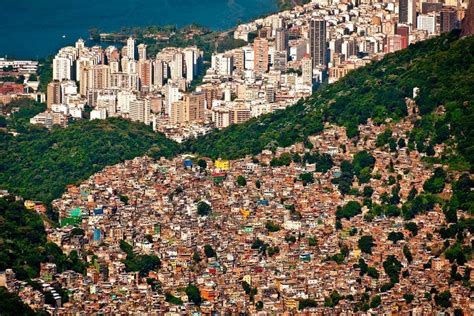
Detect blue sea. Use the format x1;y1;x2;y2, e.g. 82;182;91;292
0;0;277;59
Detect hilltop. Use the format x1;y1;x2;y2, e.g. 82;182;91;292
185;31;474;170
0;118;179;204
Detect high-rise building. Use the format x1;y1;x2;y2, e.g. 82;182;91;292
171;52;184;80
273;51;287;71
185;92;206;122
137;43;147;61
47;81;61;109
275;28;289;52
183;48;203;82
399;0;417;28
165;84;181;115
396;25;410;49
129;99;150;125
75;38;85;51
53;56;72;81
153;59;165;88
170;100;187;124
301;55;313;86
138;60;153;91
242;46;254;70
91;65;111;90
198;84;221;110
417;14;436;34
385;35;404;53
265;86;276;103
232;49;245;72
127;37;135;60
309;19;327;67
211;53;234;76
440;8;458;33
253;37;269;73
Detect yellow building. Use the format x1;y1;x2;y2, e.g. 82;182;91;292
240;209;251;219
243;274;252;285
24;200;36;210
215;159;230;170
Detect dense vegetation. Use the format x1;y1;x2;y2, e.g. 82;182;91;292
119;240;161;277
0;286;45;316
0;196;85;280
0;118;179;203
186;32;474;171
277;0;311;11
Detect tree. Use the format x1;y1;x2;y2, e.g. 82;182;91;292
367;267;379;279
197;159;207;170
383;255;402;284
358;235;376;254
423;168;447;194
403;245;413;263
298;298;318;310
403;293;414;304
388;231;404;244
404;222;418;236
185;284;202;306
324;290;341;307
444;242;467;266
265;221;281;232
0;287;40;315
197;201;212;216
434;290;452;308
204;245;216;258
165;293;183;305
370;295;381;308
363;186;374;197
236;175;247;186
192;251;201;263
270;152;292;166
353;151;376;182
336;201;362;220
299;172;314;186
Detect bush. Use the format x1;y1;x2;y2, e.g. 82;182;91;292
197;201;212;216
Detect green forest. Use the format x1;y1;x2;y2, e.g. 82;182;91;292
0;118;179;204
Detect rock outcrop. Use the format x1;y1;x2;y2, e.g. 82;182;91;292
461;0;474;37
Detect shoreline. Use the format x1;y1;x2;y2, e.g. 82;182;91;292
1;0;306;60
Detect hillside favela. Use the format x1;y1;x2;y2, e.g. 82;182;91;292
0;0;473;314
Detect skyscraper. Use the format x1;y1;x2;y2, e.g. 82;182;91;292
399;0;417;28
309;19;327;68
153;59;165;88
138;60;152;91
127;37;135;60
53;56;72;81
185;92;206;122
47;81;61;109
301;55;313;86
91;65;111;90
184;48;196;82
137;43;147;61
253;37;269;73
440;8;458;33
417;14;436;34
171;52;184;80
275;28;288;52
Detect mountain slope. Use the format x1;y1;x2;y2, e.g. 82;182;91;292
0;118;179;203
185;31;474;169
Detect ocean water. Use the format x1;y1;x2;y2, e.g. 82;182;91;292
0;0;277;59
